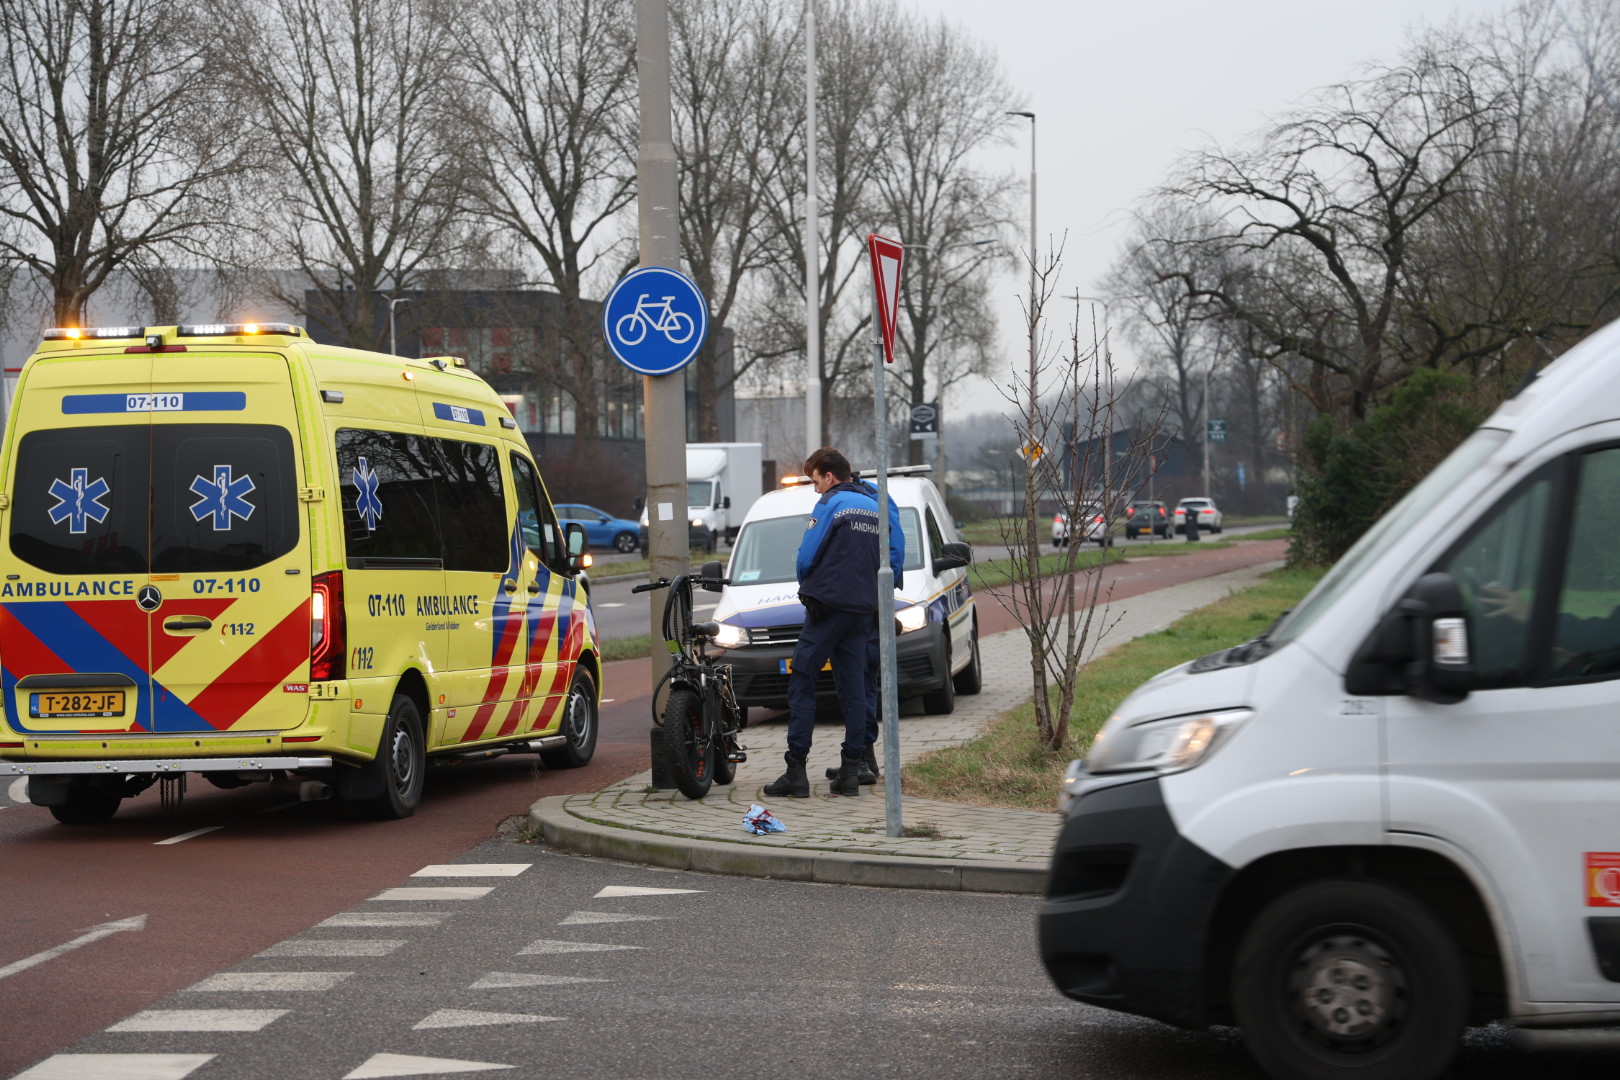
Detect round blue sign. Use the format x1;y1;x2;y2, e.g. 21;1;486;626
601;266;709;376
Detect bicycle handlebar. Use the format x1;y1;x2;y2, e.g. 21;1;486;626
631;578;672;594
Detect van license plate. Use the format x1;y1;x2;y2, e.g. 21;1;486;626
30;691;126;718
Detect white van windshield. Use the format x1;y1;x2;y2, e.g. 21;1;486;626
687;480;711;508
1269;428;1508;645
730;508;923;586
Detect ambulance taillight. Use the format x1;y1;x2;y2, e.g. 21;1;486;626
310;571;346;680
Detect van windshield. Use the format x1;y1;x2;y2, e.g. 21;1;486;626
687;480;711;508
730;508;922;586
1269;428;1508;645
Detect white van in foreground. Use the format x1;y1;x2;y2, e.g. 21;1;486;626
707;469;980;717
1041;317;1620;1079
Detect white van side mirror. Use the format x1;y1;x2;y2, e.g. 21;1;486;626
1346;572;1471;704
932;541;971;575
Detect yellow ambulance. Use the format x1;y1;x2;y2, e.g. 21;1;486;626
0;323;600;823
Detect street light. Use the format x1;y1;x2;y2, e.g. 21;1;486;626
374;291;413;356
1007;111;1036;393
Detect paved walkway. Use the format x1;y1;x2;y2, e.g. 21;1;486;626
529;558;1285;893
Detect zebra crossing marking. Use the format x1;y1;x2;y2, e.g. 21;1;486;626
593;885;702;898
558;911;664;926
468;972;605;989
11;1053;214;1079
368;886;493;901
107;1010;287;1033
411;864;530;877
258;939;406;957
185;972;352;992
317;912;451;928
344;1053;513;1078
412;1009;563;1030
517;939;643;955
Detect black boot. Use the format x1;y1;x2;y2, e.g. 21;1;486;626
828;752;863;796
763;751;809;798
825;744;879;785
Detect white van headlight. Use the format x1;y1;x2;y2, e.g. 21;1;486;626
895;604;929;633
1086;709;1251;775
691;517;706;528
712;621;746;647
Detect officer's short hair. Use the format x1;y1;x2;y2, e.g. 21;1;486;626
804;446;852;481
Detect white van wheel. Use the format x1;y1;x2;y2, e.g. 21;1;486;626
952;623;982;695
1232;879;1466;1080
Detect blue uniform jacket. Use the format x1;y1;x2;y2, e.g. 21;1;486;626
795;481;906;613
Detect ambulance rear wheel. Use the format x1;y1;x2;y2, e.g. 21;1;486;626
1232;878;1466;1080
48;782;121;824
540;667;598;770
357;694;425;819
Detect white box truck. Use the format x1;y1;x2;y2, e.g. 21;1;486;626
640;442;763;552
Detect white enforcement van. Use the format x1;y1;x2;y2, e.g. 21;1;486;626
1039;316;1620;1078
708;468;980;717
0;322;600;824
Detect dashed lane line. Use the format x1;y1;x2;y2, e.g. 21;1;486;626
593;885;703;898
411;864;530;877
518;939;643;955
468;972;606;989
153;827;223;846
557;911;664;926
11;1053;215;1080
369;886;494;901
258;939;406;957
412;1009;563;1030
317;912;452;928
106;1010;288;1033
0;915;146;982
185;971;353;992
344;1053;513;1078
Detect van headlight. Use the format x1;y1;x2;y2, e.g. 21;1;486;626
691;517;706;528
1086;708;1251;775
895;604;929;633
712;621;746;647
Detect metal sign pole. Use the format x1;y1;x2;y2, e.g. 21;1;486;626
874;281;902;838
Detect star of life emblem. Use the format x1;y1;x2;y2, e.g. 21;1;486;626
353;456;384;530
47;467;112;534
188;464;256;531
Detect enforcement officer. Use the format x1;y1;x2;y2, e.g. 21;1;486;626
764;448;902;798
826;475;903;787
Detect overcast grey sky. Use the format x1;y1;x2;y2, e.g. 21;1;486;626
925;0;1510;418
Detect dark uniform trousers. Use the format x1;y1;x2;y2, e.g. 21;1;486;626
786;607;872;758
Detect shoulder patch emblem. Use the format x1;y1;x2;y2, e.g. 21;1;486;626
806;517;817;529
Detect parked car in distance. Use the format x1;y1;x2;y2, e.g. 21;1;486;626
1053;507;1111;547
1052;512;1068;547
1173;497;1223;534
554;503;641;553
1125;500;1170;538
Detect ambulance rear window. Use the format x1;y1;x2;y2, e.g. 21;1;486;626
10;426;147;575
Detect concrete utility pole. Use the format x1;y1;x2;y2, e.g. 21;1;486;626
804;0;821;455
636;0;686;643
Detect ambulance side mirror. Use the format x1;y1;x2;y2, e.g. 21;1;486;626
564;522;588;574
1346;571;1471;704
932;541;972;575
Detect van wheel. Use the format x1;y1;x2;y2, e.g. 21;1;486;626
952;623;982;695
1232;879;1466;1080
48;781;122;824
613;531;637;553
922;662;956;715
540;667;598;769
355;694;425;819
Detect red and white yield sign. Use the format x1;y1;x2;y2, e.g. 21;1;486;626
868;234;904;363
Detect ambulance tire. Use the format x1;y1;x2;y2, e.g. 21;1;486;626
48;781;121;824
661;687;714;800
1232;878;1466;1080
540;667;598;770
353;694;426;819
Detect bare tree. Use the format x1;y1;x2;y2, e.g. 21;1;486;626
870;9;1019;465
214;0;472;350
0;0;248;324
670;0;801;440
446;0;637;455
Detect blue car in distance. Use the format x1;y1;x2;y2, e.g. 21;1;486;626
554;503;641;554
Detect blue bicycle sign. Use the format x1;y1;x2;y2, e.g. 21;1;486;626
602;266;708;376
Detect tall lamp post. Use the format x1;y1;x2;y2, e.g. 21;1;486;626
386;294;412;357
1064;292;1116;525
1007;111;1036;380
804;0;820;456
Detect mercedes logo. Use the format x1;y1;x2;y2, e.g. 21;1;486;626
136;585;163;612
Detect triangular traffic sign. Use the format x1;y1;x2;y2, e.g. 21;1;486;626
867;234;905;363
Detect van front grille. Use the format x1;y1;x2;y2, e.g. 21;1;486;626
748;624;802;646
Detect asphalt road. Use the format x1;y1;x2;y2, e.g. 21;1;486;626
9;837;1604;1080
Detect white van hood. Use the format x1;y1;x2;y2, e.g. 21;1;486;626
714;581;805;626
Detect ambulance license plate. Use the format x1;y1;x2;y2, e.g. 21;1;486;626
30;690;126;718
779;659;834;674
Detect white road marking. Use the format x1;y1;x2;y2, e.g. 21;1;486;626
153;827;223;846
8;777;28;803
369;886;493;901
593;885;703;898
256;800;300;814
0;915;146;982
599;698;616;703
412;864;530;877
259;939;406;957
108;1010;287;1032
186;971;352;992
412;1009;563;1030
558;911;664;926
344;1054;514;1079
12;1054;215;1079
469;972;606;989
598;602;625;608
518;939;643;955
318;912;451;928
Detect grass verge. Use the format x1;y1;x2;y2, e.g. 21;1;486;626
599;634;655;663
900;565;1327;811
966;539;1237;589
